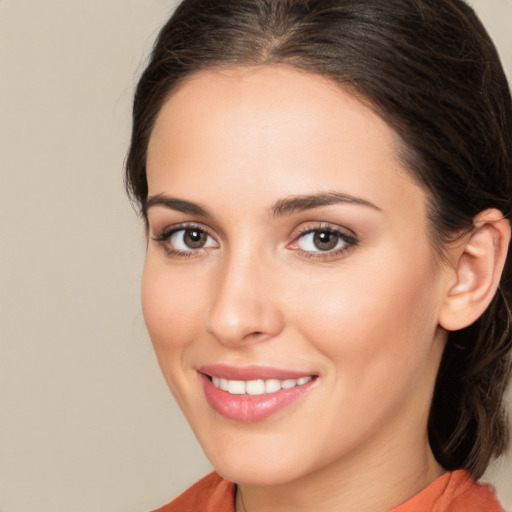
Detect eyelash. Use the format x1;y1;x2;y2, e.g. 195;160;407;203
291;224;358;260
152;223;217;259
151;222;358;260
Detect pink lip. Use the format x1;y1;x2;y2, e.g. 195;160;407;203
198;364;313;381
198;365;317;422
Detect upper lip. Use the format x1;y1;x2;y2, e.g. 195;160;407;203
198;364;316;381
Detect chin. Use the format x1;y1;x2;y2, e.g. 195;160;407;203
213;459;302;487
197;431;319;487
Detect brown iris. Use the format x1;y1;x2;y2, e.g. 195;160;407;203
183;229;208;249
313;231;339;251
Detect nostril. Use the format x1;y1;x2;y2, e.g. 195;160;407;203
205;284;285;346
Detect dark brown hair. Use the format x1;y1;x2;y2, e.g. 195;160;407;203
126;0;512;478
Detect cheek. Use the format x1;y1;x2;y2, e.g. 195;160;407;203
293;245;442;383
300;256;444;446
141;257;205;355
141;257;213;416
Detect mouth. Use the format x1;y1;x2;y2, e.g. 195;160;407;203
208;375;313;395
198;365;318;422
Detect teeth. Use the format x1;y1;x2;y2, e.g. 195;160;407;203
281;379;297;389
210;376;312;395
245;379;266;396
227;380;246;395
265;379;281;393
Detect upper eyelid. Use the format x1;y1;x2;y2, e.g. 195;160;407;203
293;222;358;239
151;224;219;256
150;220;359;249
151;221;215;239
151;222;357;237
147;211;227;238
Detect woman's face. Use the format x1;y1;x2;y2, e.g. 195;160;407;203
143;66;449;486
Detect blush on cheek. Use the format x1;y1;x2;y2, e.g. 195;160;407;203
142;264;206;354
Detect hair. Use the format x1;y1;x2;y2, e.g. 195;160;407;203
126;0;512;478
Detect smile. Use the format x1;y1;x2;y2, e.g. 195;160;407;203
210;376;313;395
199;366;318;422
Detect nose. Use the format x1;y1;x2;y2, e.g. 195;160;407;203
205;252;285;346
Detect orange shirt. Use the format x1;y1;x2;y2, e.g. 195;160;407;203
153;470;503;512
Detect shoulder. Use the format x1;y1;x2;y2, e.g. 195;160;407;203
440;470;503;512
152;472;236;512
392;470;503;512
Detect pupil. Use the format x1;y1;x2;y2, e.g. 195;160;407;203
185;229;206;248
313;231;337;251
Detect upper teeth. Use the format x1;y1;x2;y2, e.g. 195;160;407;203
211;376;312;395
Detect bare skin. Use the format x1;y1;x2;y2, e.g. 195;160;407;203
141;65;507;511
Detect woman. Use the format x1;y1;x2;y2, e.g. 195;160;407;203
126;0;512;510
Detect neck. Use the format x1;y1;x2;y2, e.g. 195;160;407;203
235;330;448;512
236;432;444;512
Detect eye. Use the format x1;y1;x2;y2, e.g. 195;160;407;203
170;228;216;251
298;230;343;252
152;224;218;255
291;225;357;256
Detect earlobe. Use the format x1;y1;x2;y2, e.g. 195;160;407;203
439;209;511;332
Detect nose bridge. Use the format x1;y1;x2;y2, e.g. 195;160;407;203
205;244;283;346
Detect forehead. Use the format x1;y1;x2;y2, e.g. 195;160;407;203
149;65;395;156
146;65;425;222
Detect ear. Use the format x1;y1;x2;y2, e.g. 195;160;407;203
438;209;511;332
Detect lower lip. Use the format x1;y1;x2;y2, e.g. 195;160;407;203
200;374;316;422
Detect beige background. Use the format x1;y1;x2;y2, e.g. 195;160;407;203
0;1;511;511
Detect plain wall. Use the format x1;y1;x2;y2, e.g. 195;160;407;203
0;1;510;511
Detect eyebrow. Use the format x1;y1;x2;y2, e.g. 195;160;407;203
144;194;210;217
270;192;382;217
144;191;381;219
